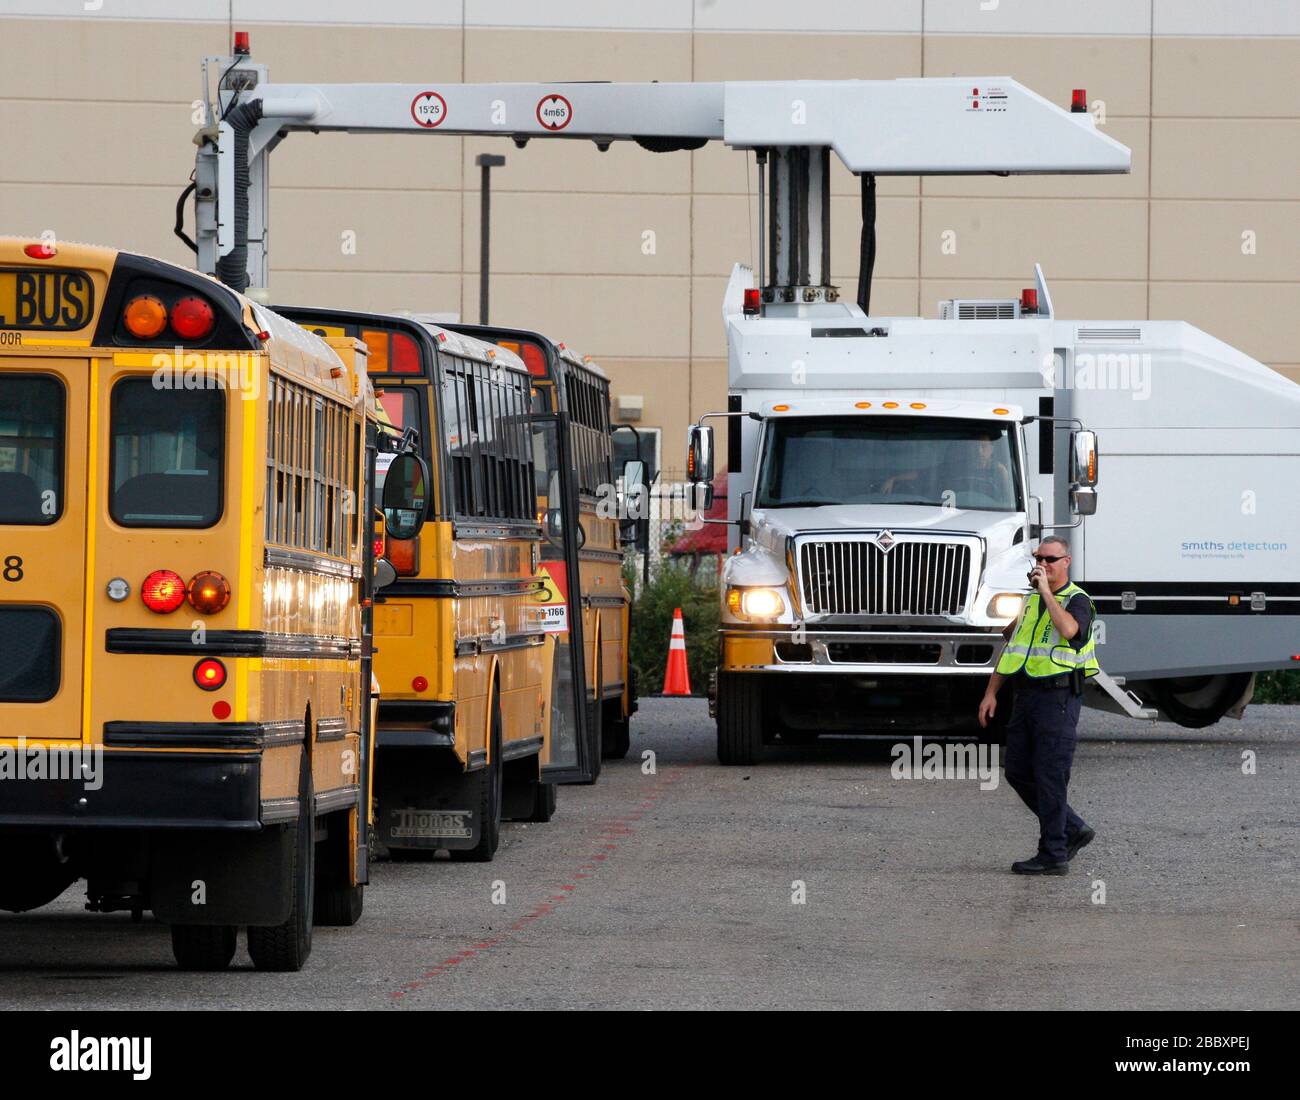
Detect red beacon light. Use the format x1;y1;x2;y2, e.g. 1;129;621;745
233;31;251;55
1071;88;1088;113
743;288;761;316
1020;288;1039;316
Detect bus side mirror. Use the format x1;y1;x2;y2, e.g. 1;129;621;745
381;452;430;541
621;458;646;493
374;558;398;590
687;424;714;484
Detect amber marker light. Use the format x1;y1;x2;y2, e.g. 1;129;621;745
187;571;231;615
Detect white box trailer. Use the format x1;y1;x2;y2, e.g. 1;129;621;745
693;264;1299;759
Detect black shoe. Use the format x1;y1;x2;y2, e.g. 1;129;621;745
1012;856;1069;875
1067;827;1096;861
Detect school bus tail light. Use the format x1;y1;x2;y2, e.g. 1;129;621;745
170;296;216;340
387;537;419;576
141;569;186;613
193;659;227;692
187;571;231;614
124;295;168;340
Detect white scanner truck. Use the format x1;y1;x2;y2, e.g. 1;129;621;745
188;43;1300;764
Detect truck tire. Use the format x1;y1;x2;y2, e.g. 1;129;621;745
1151;673;1253;729
450;696;503;862
247;749;315;971
716;672;764;765
170;924;237;971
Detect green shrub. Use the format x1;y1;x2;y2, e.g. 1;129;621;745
627;562;720;696
1252;669;1300;705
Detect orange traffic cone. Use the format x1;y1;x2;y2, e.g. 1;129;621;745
662;607;692;696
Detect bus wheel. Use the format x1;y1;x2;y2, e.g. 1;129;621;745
170;924;237;971
248;750;315;971
527;779;557;823
0;837;77;913
313;809;364;927
451;696;503;862
579;651;604;784
601;699;631;760
717;672;764;765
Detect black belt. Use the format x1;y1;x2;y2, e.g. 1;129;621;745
1016;674;1072;692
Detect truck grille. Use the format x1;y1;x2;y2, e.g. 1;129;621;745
798;538;974;617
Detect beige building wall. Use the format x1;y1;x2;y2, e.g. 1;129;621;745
1;1;1297;480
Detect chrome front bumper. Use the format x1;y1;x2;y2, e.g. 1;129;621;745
726;628;1006;675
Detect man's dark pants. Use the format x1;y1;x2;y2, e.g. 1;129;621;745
1004;685;1088;862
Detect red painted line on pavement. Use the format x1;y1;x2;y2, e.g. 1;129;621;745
389;764;696;1001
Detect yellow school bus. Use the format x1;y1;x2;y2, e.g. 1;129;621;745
279;307;577;860
0;238;427;971
449;326;636;770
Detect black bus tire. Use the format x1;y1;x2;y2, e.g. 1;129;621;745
170;924;237;971
451;695;503;862
247;749;315;971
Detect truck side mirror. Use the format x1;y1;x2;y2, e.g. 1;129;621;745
1071;430;1098;487
687;424;714;484
690;481;714;512
1070;486;1098;516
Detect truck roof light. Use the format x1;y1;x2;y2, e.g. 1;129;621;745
234;31;250;55
743;288;761;315
993;407;1010;415
772;403;789;412
1021;288;1039;314
910;402;926;409
1071;88;1087;113
854;401;871;409
883;401;899;409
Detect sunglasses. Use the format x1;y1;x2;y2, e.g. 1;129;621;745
1032;554;1068;563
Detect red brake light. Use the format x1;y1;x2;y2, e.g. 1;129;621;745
124;295;168;340
411;676;429;693
519;342;547;377
170;296;215;340
390;331;421;373
141;569;186;613
187;571;231;615
194;658;227;692
23;242;57;259
1071;89;1087;113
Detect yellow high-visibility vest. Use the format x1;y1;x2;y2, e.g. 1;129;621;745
996;581;1100;679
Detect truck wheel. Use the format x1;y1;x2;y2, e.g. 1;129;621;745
601;699;631;760
247;749;315;971
717;672;764;765
0;838;77;913
450;696;503;862
1151;673;1253;729
170;924;237;971
313;809;364;927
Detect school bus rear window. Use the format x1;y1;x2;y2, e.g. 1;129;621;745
109;380;224;528
0;374;64;525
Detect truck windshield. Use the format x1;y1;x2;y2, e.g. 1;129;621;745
756;416;1021;512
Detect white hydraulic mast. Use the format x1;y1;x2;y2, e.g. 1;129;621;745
193;38;1129;299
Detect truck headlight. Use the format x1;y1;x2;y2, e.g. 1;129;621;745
988;593;1024;620
726;586;784;620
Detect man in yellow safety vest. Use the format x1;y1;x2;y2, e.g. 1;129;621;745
979;535;1100;874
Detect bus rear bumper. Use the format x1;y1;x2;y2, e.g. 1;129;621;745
0;746;263;830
